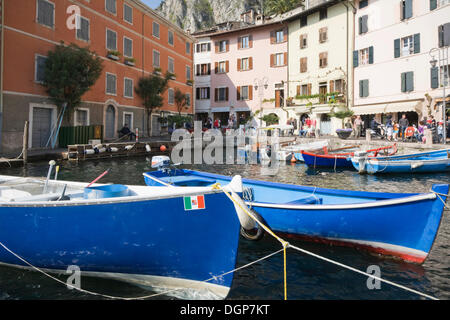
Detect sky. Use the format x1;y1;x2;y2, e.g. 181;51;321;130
141;0;163;9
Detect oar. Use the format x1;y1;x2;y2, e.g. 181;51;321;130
86;169;110;188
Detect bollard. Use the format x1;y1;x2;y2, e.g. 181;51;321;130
366;129;372;142
425;129;432;147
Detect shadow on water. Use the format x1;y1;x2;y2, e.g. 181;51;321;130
0;157;449;299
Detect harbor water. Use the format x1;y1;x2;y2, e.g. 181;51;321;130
0;157;449;300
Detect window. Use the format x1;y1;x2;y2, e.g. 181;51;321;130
319;27;328;43
152;22;160;38
240;58;250;71
401;71;414;92
240;86;250;100
124;3;133;23
35;55;47;83
218;61;227;73
300;16;307;28
105;0;117;15
300;34;308;49
359;15;368;34
400;0;413;20
334;79;344;93
186;93;191;106
196;63;211;76
106;73;117;95
153;50;160;67
359;79;369;97
76;16;90;42
275;30;284;43
168;31;174;46
319;52;328;68
359;48;369;65
216;87;228;101
196;87;210;100
218;40;228;52
106;29;117;50
123;112;133;129
431;0;450;10
359;0;368;9
319;8;327;20
124;78;133;98
300;57;307;73
75;109;89;126
239;36;250;49
168;57;174;74
395;34;420;57
438;23;450;47
123;37;133;57
168;88;174;104
186;66;191;80
196;42;211;52
186;42;191;54
272;53;285;67
354;47;373;66
37;0;54;28
301;84;309;95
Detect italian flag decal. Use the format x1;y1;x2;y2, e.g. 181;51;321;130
184;195;205;211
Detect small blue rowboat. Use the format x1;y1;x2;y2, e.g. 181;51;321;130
144;168;449;264
0;174;246;299
352;148;450;174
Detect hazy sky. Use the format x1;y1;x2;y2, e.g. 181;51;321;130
141;0;163;9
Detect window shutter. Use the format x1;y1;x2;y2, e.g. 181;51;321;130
215;41;219;53
438;25;444;47
283;28;288;42
359;80;364;97
207;43;211;51
237;86;241;100
225;87;229;101
226;61;229;73
215;88;218;101
215;62;218;74
431;67;439;89
207;63;211;75
368;46;374;64
249;57;253;70
413;33;420;54
430;0;437;10
207;87;210;99
296;85;301;96
405;0;413;19
401;72;406;92
353;50;359;67
283;52;288;66
237;59;241;71
270;31;275;44
238;37;242;49
329;80;335;93
226;40;230;52
394;38;400;58
249;35;253;48
249;85;253;100
196;87;200;99
359;0;368;9
407;72;414;92
364;80;369;97
270;54;274;67
307;83;312;95
362;15;368;34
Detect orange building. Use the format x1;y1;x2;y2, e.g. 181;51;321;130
0;0;194;153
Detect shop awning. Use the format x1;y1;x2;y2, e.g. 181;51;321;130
352;101;422;115
211;107;230;113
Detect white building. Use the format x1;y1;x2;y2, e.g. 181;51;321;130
353;0;450;128
192;36;213;123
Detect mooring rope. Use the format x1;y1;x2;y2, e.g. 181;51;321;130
214;183;440;301
433;191;450;210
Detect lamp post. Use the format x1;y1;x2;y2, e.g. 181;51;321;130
429;47;449;144
254;76;269;127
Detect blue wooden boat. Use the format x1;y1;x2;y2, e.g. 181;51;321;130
352;148;450;174
144;168;449;264
0;174;245;299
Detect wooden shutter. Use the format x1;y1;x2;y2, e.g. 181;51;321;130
394;38;400;58
225;87;229;101
283;28;288;42
368;46;374;64
249;85;253;100
214;88;219;101
431;67;439;89
270;54;274;67
249;35;253;48
329;80;335;93
207;63;211;75
237;59;241;71
237;86;241;100
226;40;229;52
296;85;301;96
270;31;275;44
249;57;253;70
300;57;307;73
430;0;437;10
283;52;288;66
414;33;420;54
215;41;219;53
353;50;359;67
214;62;218;74
307;83;312;95
299;34;304;48
226;61;229;73
238;37;242;49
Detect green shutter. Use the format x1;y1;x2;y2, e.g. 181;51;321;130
364;80;369;97
359;80;364;97
358;17;362;35
407;72;414;92
405;0;413;19
394;38;400;58
369;46;374;64
401;73;406;92
353;50;359;67
431;67;439;89
413;33;420;54
430;0;437;10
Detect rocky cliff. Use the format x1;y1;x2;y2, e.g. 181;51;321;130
155;0;263;32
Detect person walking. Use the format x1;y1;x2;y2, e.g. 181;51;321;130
399;114;409;142
354;115;363;138
385;115;393;141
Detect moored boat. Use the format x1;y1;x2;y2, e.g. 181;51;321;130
144;166;448;264
0;174;246;299
276;140;329;162
352;148;450;174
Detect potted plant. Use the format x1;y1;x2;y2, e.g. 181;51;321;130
107;50;121;61
186;79;193;86
329;105;354;139
153;67;162;75
124;57;136;66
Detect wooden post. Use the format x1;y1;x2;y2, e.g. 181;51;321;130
22;121;29;165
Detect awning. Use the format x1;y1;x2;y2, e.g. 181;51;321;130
211;107;230;113
352;101;422;115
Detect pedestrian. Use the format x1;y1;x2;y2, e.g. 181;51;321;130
437;122;444;143
399;114;409;141
416;121;425;143
393;121;399;141
385;115;393;141
354;115;363;138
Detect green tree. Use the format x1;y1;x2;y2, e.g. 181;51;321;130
42;42;103;117
174;88;188;115
135;71;173;136
264;0;304;16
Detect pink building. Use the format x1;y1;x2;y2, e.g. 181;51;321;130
193;14;288;128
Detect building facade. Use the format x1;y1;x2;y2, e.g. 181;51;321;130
192;35;212;124
352;0;450;128
0;0;194;153
284;0;355;135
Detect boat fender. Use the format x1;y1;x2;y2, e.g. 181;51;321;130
85;149;95;155
110;147;118;152
125;145;133;151
240;209;266;241
145;144;151;152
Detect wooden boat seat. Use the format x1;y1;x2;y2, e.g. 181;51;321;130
284;195;323;205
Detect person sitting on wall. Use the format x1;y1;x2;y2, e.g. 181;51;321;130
119;124;136;141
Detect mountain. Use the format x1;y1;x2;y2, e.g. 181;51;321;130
155;0;263;32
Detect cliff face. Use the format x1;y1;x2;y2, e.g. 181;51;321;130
155;0;262;32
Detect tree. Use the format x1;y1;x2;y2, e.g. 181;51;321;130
43;42;103;117
174;88;188;115
264;0;304;16
329;105;354;128
135;71;173;136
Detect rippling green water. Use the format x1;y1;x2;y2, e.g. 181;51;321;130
0;158;449;300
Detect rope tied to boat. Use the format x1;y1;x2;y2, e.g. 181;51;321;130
433;191;450;210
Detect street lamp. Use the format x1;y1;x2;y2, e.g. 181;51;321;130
429;47;448;144
254;77;269;127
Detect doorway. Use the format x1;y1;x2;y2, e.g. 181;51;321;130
275;90;284;108
105;105;116;139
